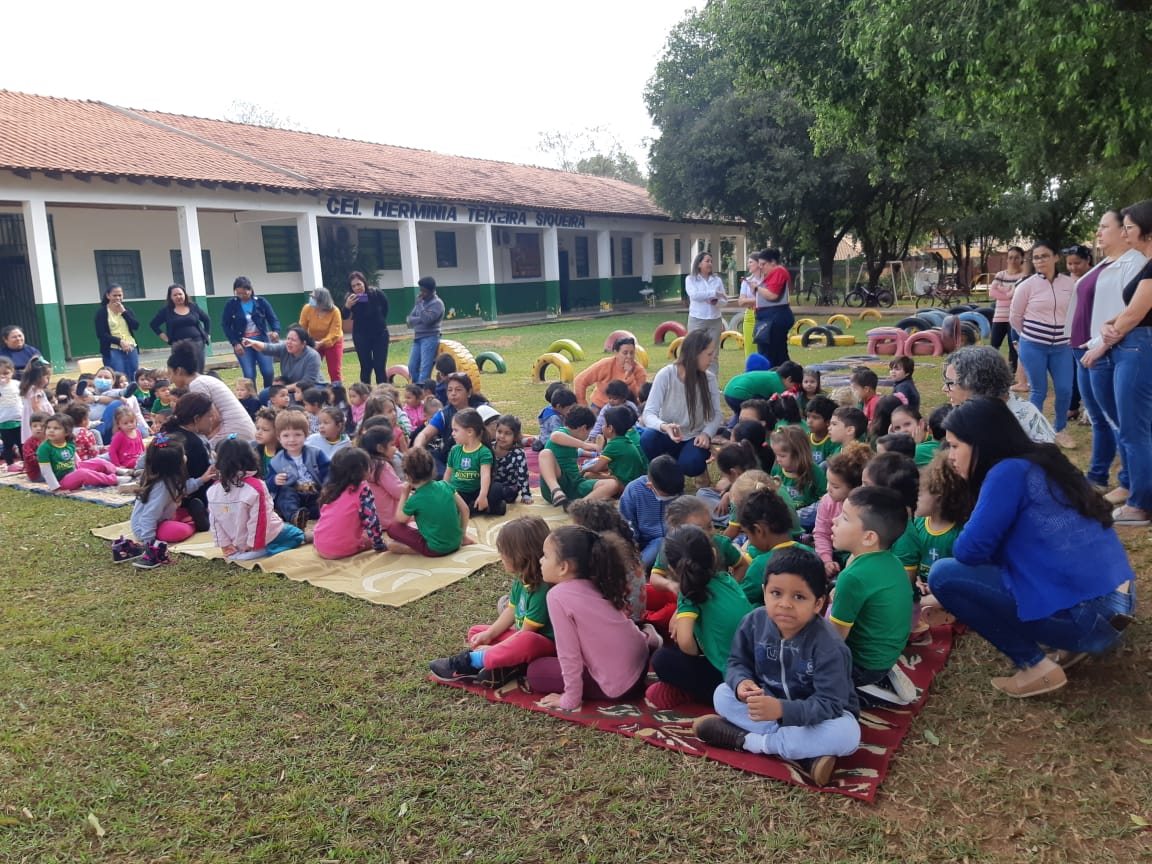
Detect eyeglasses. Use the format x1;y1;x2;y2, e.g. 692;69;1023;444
943;379;957;390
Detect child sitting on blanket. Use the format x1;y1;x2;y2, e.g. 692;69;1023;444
360;424;403;530
313;447;389;559
567;498;647;624
430;515;557;686
127;433;215;569
526;525;659;712
20;412;48;481
208;437;306;560
38;412;119;494
386;447;471;557
537;405;597;510
692;548;861;788
492;414;533;504
267;409;330;529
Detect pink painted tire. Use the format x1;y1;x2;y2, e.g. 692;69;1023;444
603;330;637;352
904;330;944;357
653;320;687;345
386;364;411;384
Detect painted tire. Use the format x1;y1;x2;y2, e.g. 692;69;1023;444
973;306;995;323
858;309;882;320
548;339;585;361
919;310;947;327
667;335;686;359
386;364;410;384
959;320;981;345
833;335;857;346
720;330;744;349
653;320;687;344
633;344;649;367
952;303;977;312
801;326;835;348
728;311;747;332
958;311;991;339
940;315;963;354
476;351;507;373
793;317;819;335
604;329;637;352
826;314;852;330
438;339;481;392
788;334;804;346
824;324;843;335
896;316;933;333
532;352;574;383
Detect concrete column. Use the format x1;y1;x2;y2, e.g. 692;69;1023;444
21;198;66;370
296;211;322;296
177;204;207;300
680;233;695;272
398;219;421;318
641;231;655;283
475;223;497;321
542;227;560;316
596;229;613;309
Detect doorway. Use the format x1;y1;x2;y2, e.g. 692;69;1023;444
0;215;42;347
558;250;570;312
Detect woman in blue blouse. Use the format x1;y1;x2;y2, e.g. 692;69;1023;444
926;397;1135;698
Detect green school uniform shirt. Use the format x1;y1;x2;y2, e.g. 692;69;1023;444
676;572;754;672
771;462;827;509
447;443;492;493
892;516;960;584
651;534;749;580
509;579;553;641
739;540;815;606
810;433;838;465
829;550;912;672
402;480;462;554
602;434;648;486
914;439;940;467
36;440;76;479
723;371;785;402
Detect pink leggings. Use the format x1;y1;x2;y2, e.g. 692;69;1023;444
58;459;118;490
156;514;197;544
467;625;555;669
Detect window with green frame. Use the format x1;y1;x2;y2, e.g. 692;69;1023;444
574;236;590;277
170;249;216;295
358;228;402;271
93;250;144;298
653;238;664;266
621;237;634;276
261;226;301;273
434;231;458;268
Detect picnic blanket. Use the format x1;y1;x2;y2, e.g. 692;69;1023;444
92;500;571;607
432;624;958;802
0;469;135;508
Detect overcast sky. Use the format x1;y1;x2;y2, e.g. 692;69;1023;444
4;1;698;170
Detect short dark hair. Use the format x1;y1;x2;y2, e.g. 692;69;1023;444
647;454;685;497
738;488;793;534
417;276;437;291
551;389;578;409
759;248;783;264
847;486;908;549
434;353;457;376
864;451;920;511
876;433;916;458
601;404;637;435
544;381;569;402
604;379;633;401
775;361;803;386
301;387;328;407
1121;200;1152;241
565;405;596;432
851;367;879;390
762;547;829;601
927;404;952;441
739;398;772;421
832;406;868;439
889;356;914;376
805;395;837;422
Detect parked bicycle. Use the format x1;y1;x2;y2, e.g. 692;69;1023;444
844;281;894;308
914;275;970;309
797;279;839;306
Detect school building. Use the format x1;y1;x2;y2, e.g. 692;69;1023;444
0;90;746;370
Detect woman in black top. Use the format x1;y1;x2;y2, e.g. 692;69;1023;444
150;284;211;372
342;270;390;385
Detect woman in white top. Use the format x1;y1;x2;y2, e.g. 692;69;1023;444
640;329;723;483
737;253;761;359
684;251;727;377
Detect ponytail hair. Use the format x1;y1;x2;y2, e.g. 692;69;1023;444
548;524;632;609
661;525;718;606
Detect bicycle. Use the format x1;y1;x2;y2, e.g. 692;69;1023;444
914;275;970;309
843;281;894;308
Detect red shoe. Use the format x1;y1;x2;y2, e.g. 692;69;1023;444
645;682;692;710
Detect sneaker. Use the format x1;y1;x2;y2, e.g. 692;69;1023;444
133;541;172;570
292;508;311;530
475;664;526;688
798;755;838;786
645;682;693;710
429;651;479;682
692;714;748;751
111;535;145;564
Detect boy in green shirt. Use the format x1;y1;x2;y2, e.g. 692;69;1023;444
805;396;839;466
576;405;648;500
536;406;597;509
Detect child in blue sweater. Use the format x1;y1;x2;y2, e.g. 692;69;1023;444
619;455;685;567
693;548;860;786
267;410;330;527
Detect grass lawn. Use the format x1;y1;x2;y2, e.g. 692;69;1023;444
2;308;1150;863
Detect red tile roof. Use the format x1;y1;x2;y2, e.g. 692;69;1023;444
0;90;672;219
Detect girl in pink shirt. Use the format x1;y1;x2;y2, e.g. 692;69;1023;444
347;382;371;431
360;424;403;529
402;383;426;432
108;405;145;469
313;447;388;559
813;445;870;581
527;525;658;711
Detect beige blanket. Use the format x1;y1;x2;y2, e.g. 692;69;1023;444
92;501;571;607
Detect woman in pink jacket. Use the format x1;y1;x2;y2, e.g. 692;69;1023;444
572;337;646;410
988;246;1027;381
1009;241;1076;449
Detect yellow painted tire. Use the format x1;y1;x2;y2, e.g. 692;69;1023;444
720;330;744;349
547;339;585;361
788;334;805;346
833;335;857;346
532;352;574;383
793;317;819;334
667;335;686;359
438;339;481;392
633;344;649;367
858;309;882;321
827;314;852;330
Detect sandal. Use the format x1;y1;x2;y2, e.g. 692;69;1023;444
550;490;569;511
919;604;956;627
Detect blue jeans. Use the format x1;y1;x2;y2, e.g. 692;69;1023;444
106;346;139;381
408;335;439;386
640;426;709;477
1017;339;1073;432
1110;326;1152;510
1086;350;1130;490
237;345;276;389
714;683;861;759
1072;348;1119;487
754;305;795;369
928;558;1135;668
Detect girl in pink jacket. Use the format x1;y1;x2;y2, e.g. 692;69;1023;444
208;438;306;559
313;447;388;559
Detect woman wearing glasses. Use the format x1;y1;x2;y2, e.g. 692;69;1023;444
1009;241;1077;449
942;345;1055;444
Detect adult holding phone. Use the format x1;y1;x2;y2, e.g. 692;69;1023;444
684;251;727;377
94;284;140;380
221;276;280;388
343;271;391;385
753;248;795;368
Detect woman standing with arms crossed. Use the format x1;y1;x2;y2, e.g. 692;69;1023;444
1009;241;1076;449
343;271;390;385
684;251;727;378
95;284;140;380
150;284;211;372
753;248;795;368
299;287;344;384
988;246;1027;380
